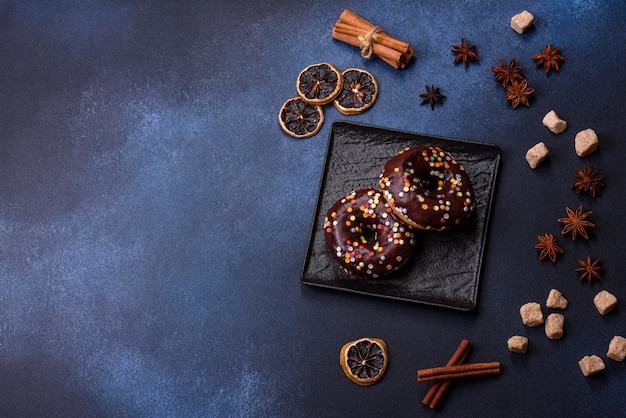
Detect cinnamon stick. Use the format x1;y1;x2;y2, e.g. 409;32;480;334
417;362;501;382
421;339;471;409
337;9;374;32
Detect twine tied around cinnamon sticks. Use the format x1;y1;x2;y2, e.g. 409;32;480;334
332;9;413;69
358;26;382;59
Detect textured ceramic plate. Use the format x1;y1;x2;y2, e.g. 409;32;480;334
301;121;501;310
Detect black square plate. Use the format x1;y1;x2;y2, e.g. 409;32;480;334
301;121;501;310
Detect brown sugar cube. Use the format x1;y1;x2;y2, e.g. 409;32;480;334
607;336;626;362
545;313;564;340
546;288;568;309
593;290;617;315
542;110;567;134
526;142;549;169
575;128;599;157
507;336;529;353
511;10;534;34
578;355;605;377
520;302;544;327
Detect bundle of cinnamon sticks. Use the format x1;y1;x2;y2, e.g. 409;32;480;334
331;9;413;69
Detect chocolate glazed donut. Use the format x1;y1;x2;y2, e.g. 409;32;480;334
324;188;416;278
379;146;475;231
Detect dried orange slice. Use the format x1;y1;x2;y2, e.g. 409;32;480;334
296;62;343;105
333;68;378;115
340;337;388;386
278;97;324;139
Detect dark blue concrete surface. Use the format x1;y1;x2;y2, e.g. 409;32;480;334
1;1;625;416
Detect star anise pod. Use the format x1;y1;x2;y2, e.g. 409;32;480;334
451;38;480;67
492;59;525;86
534;233;564;262
419;85;446;110
558;205;595;240
575;256;603;283
505;79;535;108
532;44;564;73
571;165;605;198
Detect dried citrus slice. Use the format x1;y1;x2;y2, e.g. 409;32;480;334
296;62;343;105
340;337;388;386
333;68;378;115
278;97;324;139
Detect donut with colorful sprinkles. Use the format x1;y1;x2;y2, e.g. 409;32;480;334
379;146;475;231
324;188;416;278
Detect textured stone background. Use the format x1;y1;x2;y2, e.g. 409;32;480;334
1;1;625;416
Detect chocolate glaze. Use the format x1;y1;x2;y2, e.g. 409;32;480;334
379;146;475;231
324;188;416;278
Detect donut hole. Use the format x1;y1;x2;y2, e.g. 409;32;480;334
418;177;437;191
359;224;378;245
413;172;443;192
